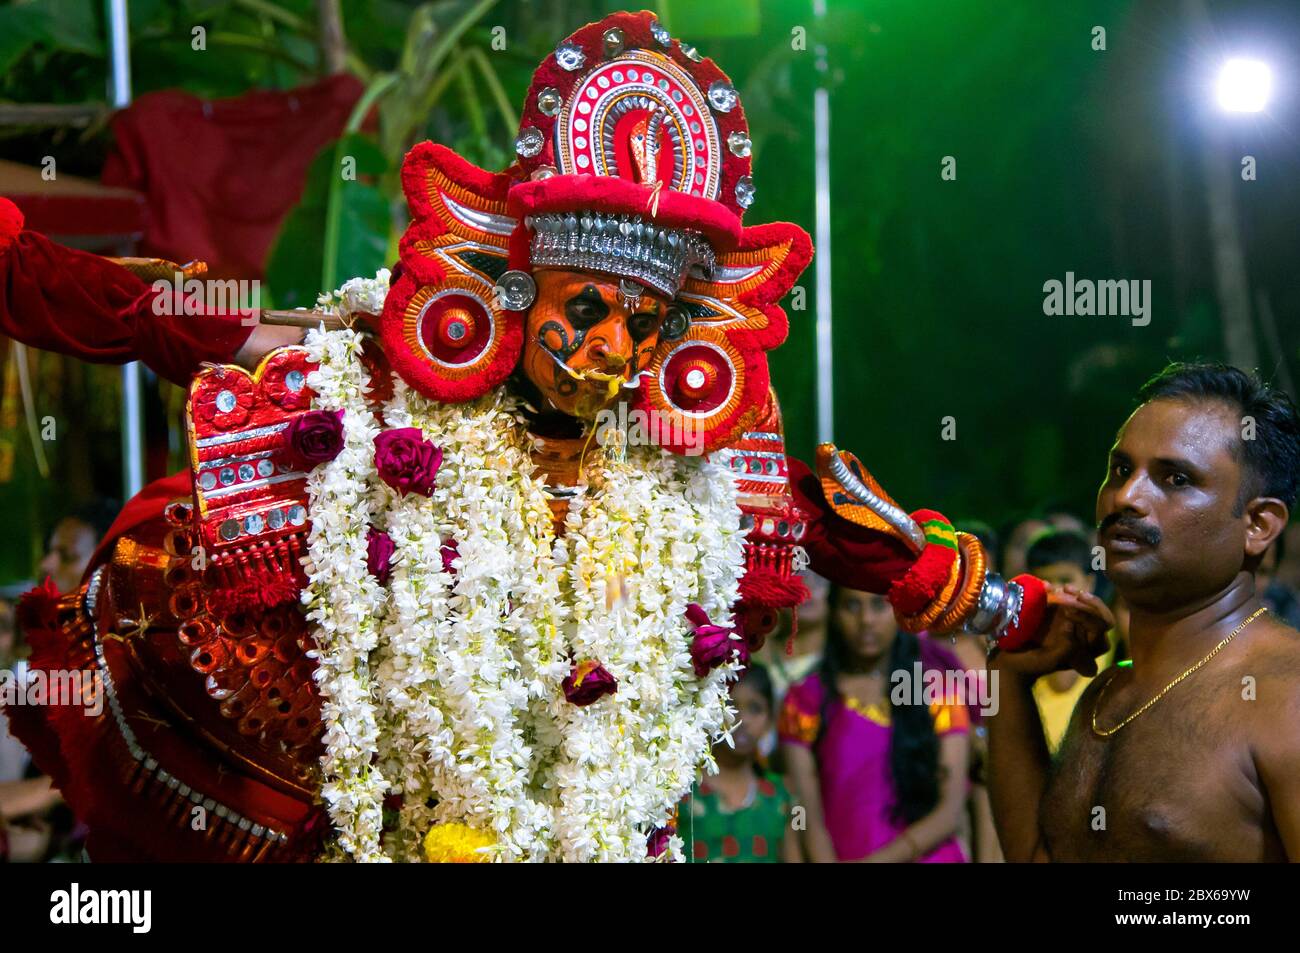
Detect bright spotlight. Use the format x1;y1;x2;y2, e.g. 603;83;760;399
1216;58;1273;113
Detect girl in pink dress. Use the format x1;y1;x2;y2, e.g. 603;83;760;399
780;586;971;862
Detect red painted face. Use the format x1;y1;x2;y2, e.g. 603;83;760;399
522;269;671;420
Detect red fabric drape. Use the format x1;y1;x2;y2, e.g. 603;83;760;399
101;74;364;278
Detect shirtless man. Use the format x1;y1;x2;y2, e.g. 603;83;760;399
988;362;1300;861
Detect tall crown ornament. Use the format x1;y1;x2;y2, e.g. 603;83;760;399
380;9;812;454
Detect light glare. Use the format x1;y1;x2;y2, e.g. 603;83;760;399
1216;58;1273;113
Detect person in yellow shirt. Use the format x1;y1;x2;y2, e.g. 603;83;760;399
1024;529;1117;752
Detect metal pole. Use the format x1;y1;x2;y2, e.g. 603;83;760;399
813;0;834;445
1184;0;1260;372
107;0;144;498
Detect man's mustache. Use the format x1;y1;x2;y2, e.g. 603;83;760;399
1097;512;1162;546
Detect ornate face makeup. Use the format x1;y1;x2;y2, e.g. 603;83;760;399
522;269;683;420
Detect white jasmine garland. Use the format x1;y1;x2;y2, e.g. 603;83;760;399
300;299;745;861
551;446;745;862
316;268;392;322
300;326;391;862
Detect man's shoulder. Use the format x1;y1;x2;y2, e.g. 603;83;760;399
1234;617;1300;738
1244;615;1300;673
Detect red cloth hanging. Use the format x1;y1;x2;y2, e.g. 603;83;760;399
101;74;364;279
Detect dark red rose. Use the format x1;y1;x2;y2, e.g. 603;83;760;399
374;427;442;497
686;603;745;678
367;527;396;584
16;576;61;632
440;539;459;576
647;826;674;859
288;409;345;467
562;659;618;707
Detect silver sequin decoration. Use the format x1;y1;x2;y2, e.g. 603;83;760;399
603;28;624;58
537;87;562;117
708;80;738;113
728;131;752;157
496;270;537;311
515;127;543;159
650;20;671;49
285;369;304;392
735;175;755;208
216;389;237;413
555;41;585;72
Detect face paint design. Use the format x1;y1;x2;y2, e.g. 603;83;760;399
522;269;671;420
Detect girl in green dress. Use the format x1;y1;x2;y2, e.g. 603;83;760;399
681;663;801;862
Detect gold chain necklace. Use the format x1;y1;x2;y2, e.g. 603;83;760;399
1091;606;1267;737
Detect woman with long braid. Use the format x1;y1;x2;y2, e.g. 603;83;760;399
781;586;971;862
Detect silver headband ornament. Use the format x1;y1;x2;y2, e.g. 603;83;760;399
526;210;715;299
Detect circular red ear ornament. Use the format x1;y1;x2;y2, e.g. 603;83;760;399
435;307;477;349
638;325;765;455
379;270;523;403
676;359;720;401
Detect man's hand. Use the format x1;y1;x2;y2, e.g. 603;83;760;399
992;584;1113;680
234;321;307;371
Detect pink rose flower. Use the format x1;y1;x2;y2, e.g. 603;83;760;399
646;826;673;859
288;409;345;467
686;603;746;677
373;427;442;497
440;539;460;576
562;659;618;707
367;527;395;584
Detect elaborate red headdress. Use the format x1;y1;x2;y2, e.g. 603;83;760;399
379;9;812;454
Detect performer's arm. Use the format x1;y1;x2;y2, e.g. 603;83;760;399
0;198;292;382
986;586;1112;862
787;456;915;593
855;731;969;862
235;323;309;369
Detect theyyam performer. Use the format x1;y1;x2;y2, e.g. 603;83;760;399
0;10;1100;862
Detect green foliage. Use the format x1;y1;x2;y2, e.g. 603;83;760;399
265;133;390;308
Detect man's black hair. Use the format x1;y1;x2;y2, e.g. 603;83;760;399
1026;528;1093;575
1138;362;1300;512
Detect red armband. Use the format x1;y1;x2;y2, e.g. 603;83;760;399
998;573;1048;651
